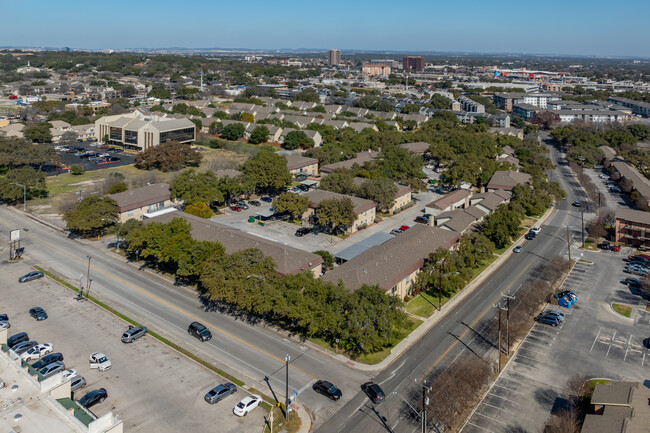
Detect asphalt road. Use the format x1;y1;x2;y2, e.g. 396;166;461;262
313;134;594;433
0;208;369;420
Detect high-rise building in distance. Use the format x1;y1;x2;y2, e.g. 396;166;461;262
403;56;425;72
328;49;341;66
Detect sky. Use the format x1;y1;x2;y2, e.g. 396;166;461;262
2;0;649;57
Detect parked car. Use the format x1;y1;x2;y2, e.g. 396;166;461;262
89;352;112;371
525;231;536;240
599;241;610;250
236;201;249;210
297;184;310;192
69;375;87;392
0;313;9;322
610;244;621;252
32;353;64;370
572;201;581;207
204;383;237;404
233;395;262;416
78;388;108;408
594;165;604;169
513;246;523;253
624;277;643;287
390;229;403;236
7;332;30;349
121;326;148;343
535;313;560;326
531;226;541;234
229;205;242;212
188;321;212;341
18;271;44;283
414;216;429;224
62;369;77;380
295;227;312;237
260;196;273;203
313;380;342;401
29;306;48;321
249;200;261;207
0;320;9;329
11;340;38;355
544;310;565;322
39;361;66;379
400;225;410;231
361;382;385;403
20;343;53;361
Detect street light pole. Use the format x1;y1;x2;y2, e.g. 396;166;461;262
86;255;92;297
566;225;572;261
581;209;585;248
10;182;26;211
438;260;444;311
285;354;290;420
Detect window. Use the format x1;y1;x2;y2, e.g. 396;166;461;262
109;127;122;141
127;210;134;217
124;129;138;144
160;127;194;143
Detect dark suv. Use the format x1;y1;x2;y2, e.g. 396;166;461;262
188;321;212;341
32;352;64;369
7;332;29;349
362;382;385;403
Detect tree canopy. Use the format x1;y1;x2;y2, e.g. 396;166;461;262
64;196;118;237
135;141;202;172
241;151;292;193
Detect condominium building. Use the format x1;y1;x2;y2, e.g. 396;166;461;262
615;208;650;249
361;64;391;77
494;93;562;111
328;49;341;66
608;96;650;117
403;56;424;72
457;96;485;113
95;112;196;150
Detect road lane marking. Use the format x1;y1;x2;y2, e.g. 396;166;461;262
0;218;318;380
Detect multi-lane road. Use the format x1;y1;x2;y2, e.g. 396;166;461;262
0;134;591;432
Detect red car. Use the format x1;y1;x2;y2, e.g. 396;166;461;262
610;244;621;252
400;225;409;231
229;205;242;212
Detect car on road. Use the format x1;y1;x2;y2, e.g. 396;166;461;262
121;326;148;343
572;201;581;207
233;394;262;416
20;343;53;361
531;226;541;234
89;352;112;371
313;380;342;401
260;196;273;203
18;271;44;283
400;225;410;231
249;200;261;207
229;205;242;212
295;227;312;237
11;340;38;355
188;321;212;341
535;313;560;326
414;216;430;224
361;382;385;403
29;306;48;321
390;228;403;236
69;375;87;392
204;383;237;404
78;388;108;408
513;246;523;253
32;353;64;370
236;201;249;210
624;277;643;288
39;361;66;379
525;231;536;240
7;332;30;349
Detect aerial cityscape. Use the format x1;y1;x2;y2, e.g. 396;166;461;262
0;2;649;433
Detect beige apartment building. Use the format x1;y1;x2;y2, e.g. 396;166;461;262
108;183;181;223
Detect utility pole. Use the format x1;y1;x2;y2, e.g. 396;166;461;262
86;256;92;297
438;260;444;311
501;292;515;356
284;354;290;420
414;380;431;433
566;226;572;261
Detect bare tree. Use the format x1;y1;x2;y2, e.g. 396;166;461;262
59;130;78;147
541;408;579;433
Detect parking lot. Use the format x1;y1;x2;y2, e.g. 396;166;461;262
0;261;266;433
42;142;136;176
462;250;650;433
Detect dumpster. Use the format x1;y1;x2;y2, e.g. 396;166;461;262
258;221;265;227
248;216;255;223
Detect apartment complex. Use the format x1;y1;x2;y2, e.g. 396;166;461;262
95;112;196;150
362;64;391;77
302;190;376;233
494;93;562;111
615;208;650;249
108;183;181;223
327;49;341;66
403;56;425;72
608;96;650;117
457;96;485;113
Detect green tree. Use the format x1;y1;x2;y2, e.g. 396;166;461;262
64;196;118;237
23;122;53;142
283;131;314;150
319;169;356;195
148;84;172;99
0;166;48;204
241;151;292;193
170;168;221;204
313;250;333;270
59;130;78;146
357;178;397;212
249;126;269;144
316;198;356;233
240;112;255;123
70;164;84;175
273;192;310;219
293;88;320;103
135;141;202;172
184;201;213;219
221;123;246;140
427;94;452;109
107;182;128;194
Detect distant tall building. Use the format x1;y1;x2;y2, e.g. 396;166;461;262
403;56;424;72
328;49;341;66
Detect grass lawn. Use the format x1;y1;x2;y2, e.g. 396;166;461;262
263;407;301;433
612;303;632;318
406;292;448;318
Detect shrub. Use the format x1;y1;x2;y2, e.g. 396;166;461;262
70;164;83;175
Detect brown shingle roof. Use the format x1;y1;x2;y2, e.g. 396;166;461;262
612;161;650;201
399;142;430;154
108;183;171;212
426;190;470;210
323;225;460;291
486;171;532;191
320;152;379;174
616;207;650;226
145;212;323;275
303;190;376;215
285;155;318;171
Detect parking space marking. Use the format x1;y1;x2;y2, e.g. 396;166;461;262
521;339;553;349
492;383;525;395
474;412;508;425
466;422;496;433
530;327;560;338
606;330;617;356
624;335;633;361
481;401;515;414
514;352;540;363
485;393;520;405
